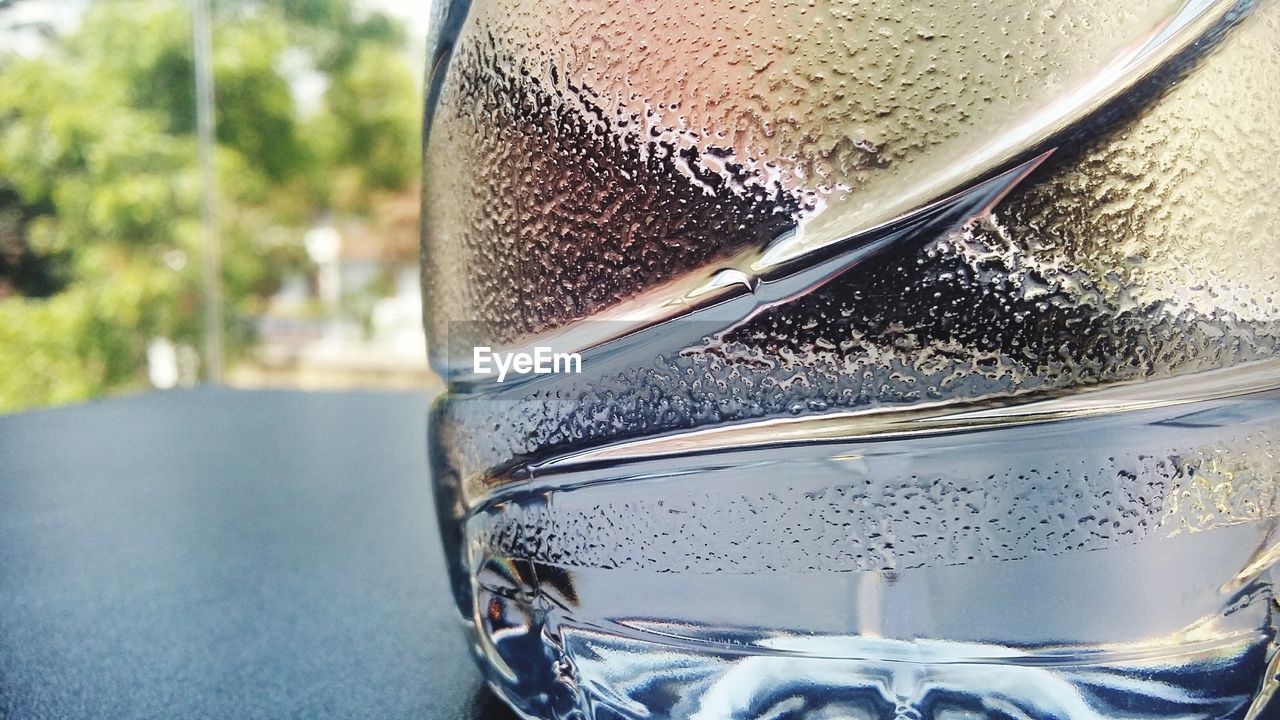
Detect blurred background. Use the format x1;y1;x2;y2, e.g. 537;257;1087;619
0;0;436;414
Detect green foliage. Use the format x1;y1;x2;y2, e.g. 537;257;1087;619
0;0;422;413
0;290;107;410
313;43;422;208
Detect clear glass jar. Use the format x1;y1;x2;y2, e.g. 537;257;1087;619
422;1;1280;717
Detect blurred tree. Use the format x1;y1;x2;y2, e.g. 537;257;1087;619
313;43;422;211
0;0;422;412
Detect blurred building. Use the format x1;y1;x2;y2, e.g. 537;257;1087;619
231;191;435;391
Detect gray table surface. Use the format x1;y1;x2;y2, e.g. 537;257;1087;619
0;388;515;720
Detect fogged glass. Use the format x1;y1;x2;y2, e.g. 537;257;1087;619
421;1;1280;718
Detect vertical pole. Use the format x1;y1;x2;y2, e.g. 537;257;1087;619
193;0;223;382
